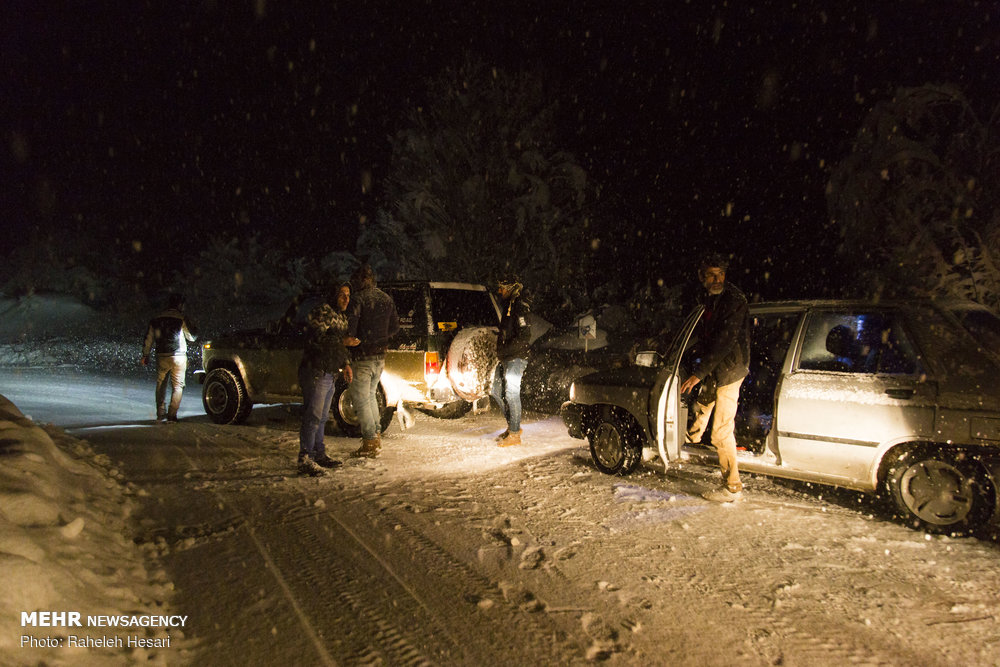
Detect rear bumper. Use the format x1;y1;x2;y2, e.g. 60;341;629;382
560;401;587;439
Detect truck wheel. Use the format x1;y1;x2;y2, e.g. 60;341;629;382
588;411;643;476
884;448;995;536
202;368;252;425
333;380;392;436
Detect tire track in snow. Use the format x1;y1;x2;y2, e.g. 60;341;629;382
274;494;460;665
170;445;339;667
168;452;577;665
313;487;584;663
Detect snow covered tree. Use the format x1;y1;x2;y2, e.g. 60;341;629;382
176;234;304;329
355;210;427;281
827;84;1000;310
1;236;105;304
380;58;596;313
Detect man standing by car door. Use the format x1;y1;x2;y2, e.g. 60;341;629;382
346;265;399;458
679;253;751;502
492;277;532;447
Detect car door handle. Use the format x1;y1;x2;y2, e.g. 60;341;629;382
885;388;914;400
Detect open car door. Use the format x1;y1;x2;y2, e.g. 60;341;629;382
653;306;703;464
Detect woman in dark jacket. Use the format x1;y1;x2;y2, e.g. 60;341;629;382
297;284;355;476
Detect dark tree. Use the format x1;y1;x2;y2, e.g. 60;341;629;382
379;58;598;312
828;84;1000;309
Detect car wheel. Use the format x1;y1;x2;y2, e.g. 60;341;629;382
332;380;391;437
202;368;252;425
588;411;643;476
884;449;995;535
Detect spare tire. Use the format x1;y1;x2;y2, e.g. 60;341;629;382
445;326;499;401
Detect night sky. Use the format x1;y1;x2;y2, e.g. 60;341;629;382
4;1;998;298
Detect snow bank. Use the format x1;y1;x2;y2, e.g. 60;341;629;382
0;394;181;665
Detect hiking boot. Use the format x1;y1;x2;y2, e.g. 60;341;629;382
297;455;328;477
313;454;342;469
351;437;382;459
497;430;521;447
702;485;743;503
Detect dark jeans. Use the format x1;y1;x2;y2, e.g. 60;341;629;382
490;358;527;432
299;366;336;460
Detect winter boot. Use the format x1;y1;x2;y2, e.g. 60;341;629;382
497;430;521;447
297;455;328;477
351;436;382;459
495;429;510;442
313;454;343;469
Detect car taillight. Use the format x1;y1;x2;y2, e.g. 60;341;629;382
424;351;441;381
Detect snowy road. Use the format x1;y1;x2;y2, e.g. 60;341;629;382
3;368;1000;665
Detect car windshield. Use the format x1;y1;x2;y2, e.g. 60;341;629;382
431;288;498;327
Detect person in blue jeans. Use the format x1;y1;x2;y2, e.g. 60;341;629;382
492;277;532;447
297;284;356;476
346;265;399;459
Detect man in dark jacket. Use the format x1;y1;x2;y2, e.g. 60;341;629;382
141;293;198;422
346;265;399;458
492;277;532;447
296;291;354;476
679;254;751;502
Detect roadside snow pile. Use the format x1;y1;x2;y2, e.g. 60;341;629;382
0;394;182;665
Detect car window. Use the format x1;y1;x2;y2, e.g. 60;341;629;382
951;307;1000;358
384;286;429;339
430;288;498;329
291;295;327;326
387;287;426;331
736;311;801;448
277;294;328;334
798;311;919;375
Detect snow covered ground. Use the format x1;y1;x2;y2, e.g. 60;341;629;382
0;393;180;666
2;293;1000;665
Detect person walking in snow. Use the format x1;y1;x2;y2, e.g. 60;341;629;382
141;293;198;422
296;283;356;476
678;253;751;502
346;265;399;459
492;276;532;447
